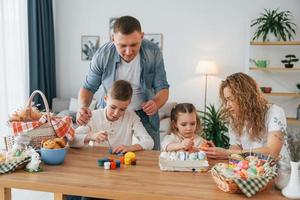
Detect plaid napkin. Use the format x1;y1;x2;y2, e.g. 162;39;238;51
0;157;31;174
10;115;75;141
233;172;277;197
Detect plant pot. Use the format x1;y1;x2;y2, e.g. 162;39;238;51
266;32;280;42
285;64;294;68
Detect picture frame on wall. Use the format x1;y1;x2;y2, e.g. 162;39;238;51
109;17;117;41
144;33;163;51
81;35;100;61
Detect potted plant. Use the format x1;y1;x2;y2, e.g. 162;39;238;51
281;54;299;68
198;104;229;149
251;8;297;42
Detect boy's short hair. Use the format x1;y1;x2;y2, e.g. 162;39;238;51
109;80;133;101
113;16;141;35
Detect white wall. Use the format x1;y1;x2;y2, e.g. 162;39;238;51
53;0;300;117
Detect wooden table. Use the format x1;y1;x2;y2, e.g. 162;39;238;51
0;147;286;200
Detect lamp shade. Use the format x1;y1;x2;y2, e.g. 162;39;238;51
195;60;218;75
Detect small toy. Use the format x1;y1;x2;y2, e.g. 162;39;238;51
110;161;116;169
124;152;136;160
104;161;110;170
124;157;131;165
115;160;121;168
25;148;42;172
131;158;137;165
119;156;125;164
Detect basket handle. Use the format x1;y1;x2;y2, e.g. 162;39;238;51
25;90;51;123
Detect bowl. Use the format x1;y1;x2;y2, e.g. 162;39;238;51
41;147;67;165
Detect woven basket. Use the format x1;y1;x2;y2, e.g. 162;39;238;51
5;90;56;150
211;152;277;194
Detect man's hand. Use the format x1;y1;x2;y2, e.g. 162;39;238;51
141;100;158;116
76;107;92;125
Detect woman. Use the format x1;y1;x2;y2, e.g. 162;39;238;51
202;72;287;159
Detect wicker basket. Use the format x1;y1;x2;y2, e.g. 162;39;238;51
5;90;56;150
211;152;277;195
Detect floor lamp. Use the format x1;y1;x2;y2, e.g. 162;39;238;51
195;60;218;114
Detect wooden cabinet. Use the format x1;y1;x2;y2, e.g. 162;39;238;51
248;41;300;126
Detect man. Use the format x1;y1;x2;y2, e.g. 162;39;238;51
76;16;169;150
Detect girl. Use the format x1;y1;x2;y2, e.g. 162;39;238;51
161;103;203;151
202;72;287;159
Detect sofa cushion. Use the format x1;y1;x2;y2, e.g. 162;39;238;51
158;102;177;120
69;98;97;112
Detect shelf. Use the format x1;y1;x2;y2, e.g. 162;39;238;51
287;118;300;126
263;92;300;97
250;41;300;46
249;67;300;72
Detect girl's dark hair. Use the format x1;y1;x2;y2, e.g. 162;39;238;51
170;103;202;134
110;80;133;101
113;16;141;34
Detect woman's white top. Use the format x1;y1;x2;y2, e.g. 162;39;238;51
70;108;154;150
161;133;203;151
229;104;288;157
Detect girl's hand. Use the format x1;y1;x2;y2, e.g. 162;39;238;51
181;138;194;150
199;139;216;151
202;147;229;159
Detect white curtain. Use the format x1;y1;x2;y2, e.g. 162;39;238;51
0;0;29;135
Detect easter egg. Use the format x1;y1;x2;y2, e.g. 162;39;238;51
237;160;249;170
197;151;206;160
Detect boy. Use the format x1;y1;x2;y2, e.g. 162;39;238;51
70;80;154;153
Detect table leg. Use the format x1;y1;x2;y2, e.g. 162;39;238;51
0;187;11;200
54;192;64;200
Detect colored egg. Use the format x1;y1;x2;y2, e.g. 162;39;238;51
197;151;206;160
237;160;249;170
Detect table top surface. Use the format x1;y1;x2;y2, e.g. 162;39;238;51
0;147;286;200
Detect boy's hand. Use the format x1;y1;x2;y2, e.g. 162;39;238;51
181;138;194;150
113;145;133;154
87;131;108;143
76;107;92;125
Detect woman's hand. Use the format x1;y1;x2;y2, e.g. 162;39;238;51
202;146;230;159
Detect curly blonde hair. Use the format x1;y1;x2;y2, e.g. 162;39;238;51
219;73;269;141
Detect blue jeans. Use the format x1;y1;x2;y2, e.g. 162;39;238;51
135;110;160;150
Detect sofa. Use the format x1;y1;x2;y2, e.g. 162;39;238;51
52;97;176;142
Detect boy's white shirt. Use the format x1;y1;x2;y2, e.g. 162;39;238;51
161;133;203;151
70;108;154;150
